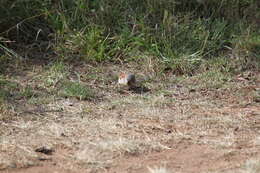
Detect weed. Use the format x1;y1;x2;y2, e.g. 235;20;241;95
43;61;68;87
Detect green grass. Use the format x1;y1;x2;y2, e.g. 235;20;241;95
60;81;94;100
0;0;259;75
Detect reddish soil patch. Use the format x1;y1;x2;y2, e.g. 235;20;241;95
109;143;258;173
2;165;75;173
2;142;258;173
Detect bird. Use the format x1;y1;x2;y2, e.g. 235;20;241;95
118;72;150;94
118;72;136;89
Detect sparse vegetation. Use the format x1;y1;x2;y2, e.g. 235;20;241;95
0;0;259;173
43;61;69;87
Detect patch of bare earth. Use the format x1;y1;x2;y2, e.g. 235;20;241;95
0;63;260;173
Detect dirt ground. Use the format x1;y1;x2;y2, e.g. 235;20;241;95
0;62;260;173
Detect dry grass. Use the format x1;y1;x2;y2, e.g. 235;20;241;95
0;61;259;172
148;166;172;173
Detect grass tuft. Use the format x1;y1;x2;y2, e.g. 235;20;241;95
60;81;94;100
43;61;69;88
20;86;36;99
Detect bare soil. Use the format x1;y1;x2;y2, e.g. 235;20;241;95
0;62;260;173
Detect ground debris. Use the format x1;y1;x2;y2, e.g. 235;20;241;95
35;146;54;155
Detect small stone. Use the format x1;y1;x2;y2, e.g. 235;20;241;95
35;146;54;155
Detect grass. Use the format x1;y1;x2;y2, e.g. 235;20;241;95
1;0;259;72
20;86;37;99
60;81;93;100
0;61;95;107
41;61;94;100
0;0;259;172
43;61;69;88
